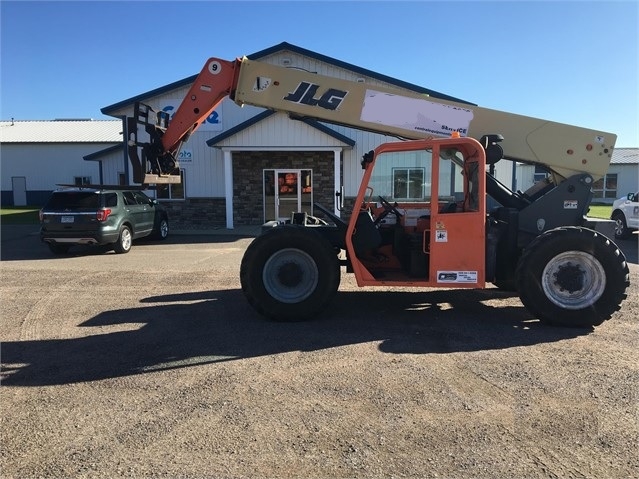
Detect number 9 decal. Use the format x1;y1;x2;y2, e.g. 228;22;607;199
208;61;222;75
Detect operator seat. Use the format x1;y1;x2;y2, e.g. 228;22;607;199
352;209;382;255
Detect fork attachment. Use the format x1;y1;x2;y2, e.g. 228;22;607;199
126;102;182;185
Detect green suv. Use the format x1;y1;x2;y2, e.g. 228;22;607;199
39;187;169;255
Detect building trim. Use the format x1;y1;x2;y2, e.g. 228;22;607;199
206;110;356;148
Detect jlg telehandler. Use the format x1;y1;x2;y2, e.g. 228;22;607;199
126;56;630;328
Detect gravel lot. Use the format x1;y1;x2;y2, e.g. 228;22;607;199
1;226;638;478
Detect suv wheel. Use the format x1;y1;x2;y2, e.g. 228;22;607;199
113;225;132;254
153;216;169;240
612;211;630;239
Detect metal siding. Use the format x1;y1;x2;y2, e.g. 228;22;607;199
99;149;127;185
212;112;352;148
609;164;638;200
1;143;102;190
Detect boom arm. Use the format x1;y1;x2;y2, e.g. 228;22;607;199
127;56;616;185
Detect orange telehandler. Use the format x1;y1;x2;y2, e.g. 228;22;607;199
126;56;629;328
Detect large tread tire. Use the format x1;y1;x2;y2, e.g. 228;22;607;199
493;279;518;292
240;226;340;321
113;225;132;254
516;227;629;328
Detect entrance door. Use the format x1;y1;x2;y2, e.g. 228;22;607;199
263;169;313;222
12;177;27;206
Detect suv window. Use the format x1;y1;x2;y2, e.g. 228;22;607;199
133;191;151;205
104;193;118;207
45;192;99;210
122;191;137;206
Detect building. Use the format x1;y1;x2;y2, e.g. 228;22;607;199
100;42;471;229
2;42;635;220
593;148;638;203
0;119;122;206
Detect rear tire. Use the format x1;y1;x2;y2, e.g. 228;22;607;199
516;227;629;328
113;225;132;254
240;226;340;321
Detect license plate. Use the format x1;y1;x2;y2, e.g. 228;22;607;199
60;216;74;223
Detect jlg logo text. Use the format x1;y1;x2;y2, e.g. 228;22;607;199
284;82;347;110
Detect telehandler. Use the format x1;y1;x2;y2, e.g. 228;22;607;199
126;56;630;328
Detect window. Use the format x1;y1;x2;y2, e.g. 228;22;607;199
133;191;151;205
156;170;185;200
104;193;118;207
393;168;425;199
74;176;91;186
118;173;126;185
592;173;618;199
46;192;99;209
122;191;137;206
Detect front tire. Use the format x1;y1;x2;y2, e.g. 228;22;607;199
113;225;132;254
153;216;169;240
240;226;340;321
516;227;629;328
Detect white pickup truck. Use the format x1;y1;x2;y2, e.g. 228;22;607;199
611;192;639;239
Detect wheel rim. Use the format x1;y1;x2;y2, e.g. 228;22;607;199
541;251;606;310
263;248;319;304
121;229;132;250
160;220;169;238
613;216;625;237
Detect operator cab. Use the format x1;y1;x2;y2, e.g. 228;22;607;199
348;138;486;287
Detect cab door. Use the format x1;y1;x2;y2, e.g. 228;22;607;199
428;146;485;287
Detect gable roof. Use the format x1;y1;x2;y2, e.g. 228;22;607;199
0;120;122;143
206;110;356;147
101;41;473;115
611;147;638;165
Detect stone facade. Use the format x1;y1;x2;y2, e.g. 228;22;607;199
159;150;342;229
159;198;226;230
232;150;338;225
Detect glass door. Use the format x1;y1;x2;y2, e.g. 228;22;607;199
263;169;313;222
277;170;300;221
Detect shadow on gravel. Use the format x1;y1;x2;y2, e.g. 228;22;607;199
1;288;591;387
0;227;254;261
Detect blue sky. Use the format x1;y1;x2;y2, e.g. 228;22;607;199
1;0;637;146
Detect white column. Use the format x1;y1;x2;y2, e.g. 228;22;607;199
224;150;234;229
333;148;341;217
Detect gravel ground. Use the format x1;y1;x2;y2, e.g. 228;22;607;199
1;227;638;478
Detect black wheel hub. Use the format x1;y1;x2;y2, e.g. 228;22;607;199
277;261;303;288
553;262;585;293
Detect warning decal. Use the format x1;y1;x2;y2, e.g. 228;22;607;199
435;230;448;242
436;271;478;283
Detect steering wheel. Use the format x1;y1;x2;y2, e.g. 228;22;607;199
373;195;403;225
